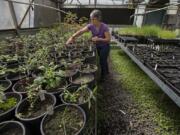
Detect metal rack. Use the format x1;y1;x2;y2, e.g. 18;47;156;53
115;39;180;107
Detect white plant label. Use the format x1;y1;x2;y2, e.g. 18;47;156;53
68;52;71;57
87;64;90;69
151;53;153;58
93;52;95;56
173;55;175;60
89;46;92;51
0;94;6;101
155;64;158;71
39;90;46;101
47;105;54;115
133;46;135;52
2;94;6;101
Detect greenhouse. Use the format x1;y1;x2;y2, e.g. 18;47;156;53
0;0;180;135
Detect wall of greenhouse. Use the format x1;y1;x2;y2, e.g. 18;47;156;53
0;0;60;30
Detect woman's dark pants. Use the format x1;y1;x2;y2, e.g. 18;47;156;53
96;44;110;78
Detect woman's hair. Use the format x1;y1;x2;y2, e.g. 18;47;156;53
90;9;102;21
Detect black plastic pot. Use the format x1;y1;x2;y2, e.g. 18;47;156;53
0;120;28;135
70;74;95;89
60;85;92;117
0;74;7;80
15;93;56;134
40;104;86;135
60;69;79;80
12;77;34;98
79;64;98;75
83;51;96;64
42;78;69;106
0;92;22;122
0;79;12;93
5;60;19;69
5;72;26;83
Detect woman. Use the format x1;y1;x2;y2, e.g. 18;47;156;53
66;9;111;81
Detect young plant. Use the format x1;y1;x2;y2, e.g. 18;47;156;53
38;63;64;90
63;85;96;109
0;84;17;111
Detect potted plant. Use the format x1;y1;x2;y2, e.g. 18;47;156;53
15;78;56;134
61;85;96;114
37;63;68;96
70;73;95;89
0;89;22;122
0;79;12;93
0;120;27;135
41;104;86;135
79;64;98;75
12;77;34;97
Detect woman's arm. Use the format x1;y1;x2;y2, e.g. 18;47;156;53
66;26;89;44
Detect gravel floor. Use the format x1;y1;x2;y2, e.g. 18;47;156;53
97;59;157;135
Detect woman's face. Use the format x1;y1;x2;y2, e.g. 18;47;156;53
90;17;100;26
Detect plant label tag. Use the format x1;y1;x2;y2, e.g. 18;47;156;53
2;94;6;101
93;52;95;56
0;94;6;101
157;45;160;51
87;64;90;69
89;46;92;51
39;90;46;101
151;53;153;58
173;55;175;60
47;105;54;115
68;52;71;57
155;64;158;71
70;77;72;82
79;97;84;104
133;46;135;52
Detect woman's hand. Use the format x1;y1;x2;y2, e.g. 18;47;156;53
66;37;75;45
92;36;99;42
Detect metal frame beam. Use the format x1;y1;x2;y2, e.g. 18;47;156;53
18;0;35;28
7;1;19;33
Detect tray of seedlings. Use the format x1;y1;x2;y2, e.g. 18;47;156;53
126;42;180;95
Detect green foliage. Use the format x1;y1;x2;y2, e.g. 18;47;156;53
38;63;63;90
158;30;176;39
0;54;18;62
64;85;89;103
0;97;17;111
118;25;176;39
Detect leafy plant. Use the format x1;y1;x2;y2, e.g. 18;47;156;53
0;97;17;111
0;83;17;111
26;77;43;108
0;54;18;62
38;63;64;90
64;85;96;109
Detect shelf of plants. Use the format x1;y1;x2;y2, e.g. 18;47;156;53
0;14;98;135
112;26;180;107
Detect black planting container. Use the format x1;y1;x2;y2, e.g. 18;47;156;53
70;73;95;89
0;79;12;93
0;92;22;122
15;93;56;135
40;104;86;135
0;120;29;135
5;72;26;84
60;85;93;118
12;77;34;98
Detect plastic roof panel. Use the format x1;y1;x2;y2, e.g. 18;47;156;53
0;1;15;30
0;0;59;30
